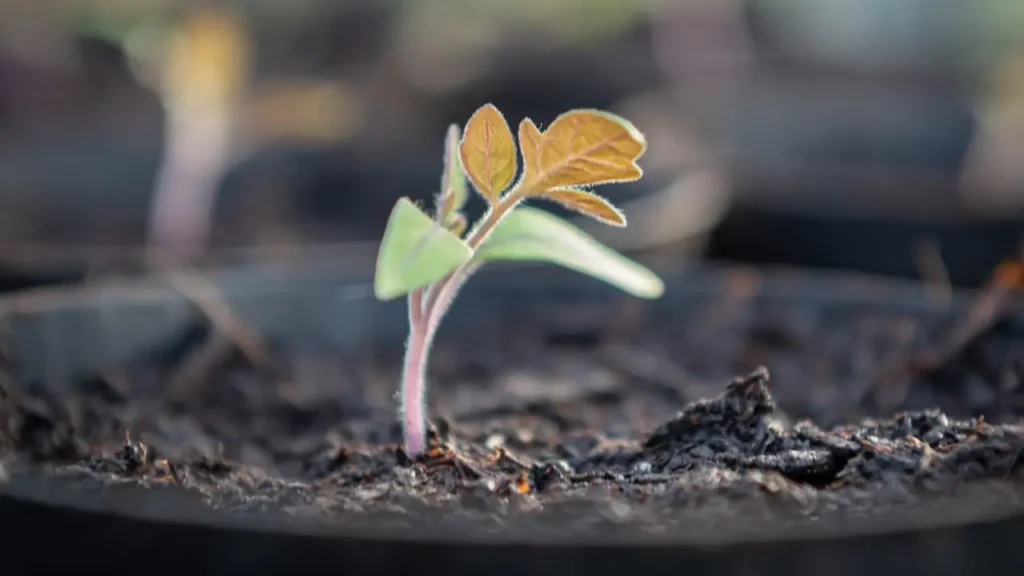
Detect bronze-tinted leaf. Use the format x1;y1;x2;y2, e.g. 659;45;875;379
518;109;646;193
458;104;517;203
541;189;626;227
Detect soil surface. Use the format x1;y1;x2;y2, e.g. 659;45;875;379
1;285;1023;538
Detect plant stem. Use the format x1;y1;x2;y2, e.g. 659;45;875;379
423;261;480;341
401;320;430;457
423;188;527;313
401;189;528;456
409;286;424;325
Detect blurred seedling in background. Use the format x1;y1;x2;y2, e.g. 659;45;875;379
104;3;362;261
145;5;251;261
373;103;664;456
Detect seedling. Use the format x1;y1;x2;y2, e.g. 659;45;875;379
373;103;665;456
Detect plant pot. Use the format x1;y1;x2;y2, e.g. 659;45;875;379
0;257;1022;575
701;51;1024;286
0;141;434;293
707;202;1023;287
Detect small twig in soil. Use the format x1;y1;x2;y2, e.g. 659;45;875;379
450;455;487;481
158;266;271;370
916;245;1024;374
415;443;487;481
166;332;237;400
150;264;276;402
869;255;1020;411
866;317;923;413
914;236;952;309
490;446;532;472
911;281;1014;376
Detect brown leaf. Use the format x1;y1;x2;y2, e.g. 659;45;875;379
518;109;646;194
541;189;626;227
459;103;517;203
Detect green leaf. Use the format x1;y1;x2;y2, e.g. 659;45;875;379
476;207;664;299
374;197;473;300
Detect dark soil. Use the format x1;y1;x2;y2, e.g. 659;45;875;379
1;287;1023;539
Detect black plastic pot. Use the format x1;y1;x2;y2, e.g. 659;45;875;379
0;258;1022;575
707;204;1023;287
703;48;1023;287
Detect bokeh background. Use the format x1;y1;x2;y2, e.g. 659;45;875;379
0;0;1021;290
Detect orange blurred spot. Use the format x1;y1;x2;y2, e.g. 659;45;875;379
514;472;531;495
992;257;1024;289
164;7;251;109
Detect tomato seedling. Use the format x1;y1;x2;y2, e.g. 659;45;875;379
374;104;664;456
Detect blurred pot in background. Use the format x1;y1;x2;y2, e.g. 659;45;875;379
654;0;1021;286
958;0;1024;217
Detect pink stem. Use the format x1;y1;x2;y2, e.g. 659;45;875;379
400;194;519;456
147;103;233;261
401;320;430;457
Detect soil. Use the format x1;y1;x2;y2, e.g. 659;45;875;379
1;284;1023;539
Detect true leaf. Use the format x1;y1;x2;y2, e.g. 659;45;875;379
540;188;626;227
476;206;663;299
437;123;468;221
518;109;646;194
459;103;517;203
518;118;543;181
374;197;473;301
